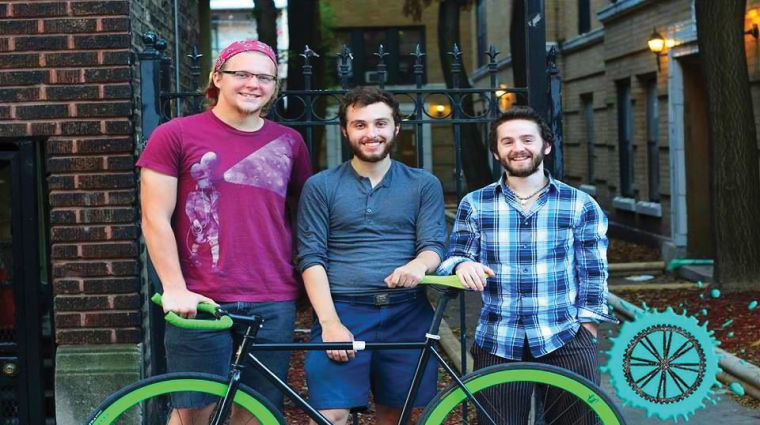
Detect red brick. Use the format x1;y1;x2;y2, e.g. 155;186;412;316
43;18;97;34
51;225;108;241
111;260;139;276
47;156;105;173
0;53;39;69
0;87;40;102
61;121;101;135
84;311;140;327
113;293;140;309
15;35;67;51
83;277;139;294
0;123;27;137
0;19;38;34
12;2;67;18
56;313;83;328
0;70;49;85
71;1;129;16
84;67;130;83
45;51;99;67
53;278;83;294
46;85;99;101
52;244;79;259
81;241;138;258
47;139;75;154
54;69;81;84
105;119;131;134
73;34;130;50
31;122;57;135
52;261;110;278
106;155;134;170
16;104;68;119
77;173;134;190
76;101;131;118
55;294;110;311
77;137;133;153
79;206;136;223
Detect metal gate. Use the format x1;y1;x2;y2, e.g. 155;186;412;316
0;140;54;425
137;1;563;394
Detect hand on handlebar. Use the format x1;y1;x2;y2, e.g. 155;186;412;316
454;261;495;291
161;288;217;319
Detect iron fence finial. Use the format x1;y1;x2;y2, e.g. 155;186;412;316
300;45;320;66
486;45;500;64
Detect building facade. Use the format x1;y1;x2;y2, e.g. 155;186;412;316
469;0;760;261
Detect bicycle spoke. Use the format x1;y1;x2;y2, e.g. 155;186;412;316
666;368;689;395
635;365;662;388
663;330;673;361
657;367;667;399
629;356;659;366
641;335;663;361
671;364;701;373
667;341;695;363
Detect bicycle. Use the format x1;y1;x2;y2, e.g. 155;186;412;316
86;276;627;425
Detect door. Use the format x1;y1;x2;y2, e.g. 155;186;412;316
0;140;53;424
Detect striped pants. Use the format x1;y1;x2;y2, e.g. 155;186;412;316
470;326;600;425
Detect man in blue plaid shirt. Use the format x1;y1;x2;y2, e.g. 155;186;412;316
438;106;617;424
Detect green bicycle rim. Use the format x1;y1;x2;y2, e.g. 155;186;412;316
421;365;624;425
88;376;281;425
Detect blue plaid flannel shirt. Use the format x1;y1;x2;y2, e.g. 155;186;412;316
438;173;617;360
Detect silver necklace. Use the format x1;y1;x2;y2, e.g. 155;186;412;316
509;180;550;205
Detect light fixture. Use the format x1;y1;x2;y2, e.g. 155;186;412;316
495;84;513;112
647;28;666;71
746;9;759;39
428;102;451;118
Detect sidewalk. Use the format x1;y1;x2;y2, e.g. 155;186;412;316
435;289;760;425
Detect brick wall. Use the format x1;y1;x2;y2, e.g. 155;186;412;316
0;0;141;345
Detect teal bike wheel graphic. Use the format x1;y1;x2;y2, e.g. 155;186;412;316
86;372;285;425
418;362;626;425
605;307;720;422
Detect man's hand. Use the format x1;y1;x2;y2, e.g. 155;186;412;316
384;259;428;288
321;320;355;362
161;288;216;319
581;322;598;338
454;261;495;291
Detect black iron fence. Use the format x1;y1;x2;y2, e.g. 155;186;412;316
138;28;564;405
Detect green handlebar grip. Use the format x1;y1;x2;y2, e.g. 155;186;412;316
150;293;233;330
419;275;468;289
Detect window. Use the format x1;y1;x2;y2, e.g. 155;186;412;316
476;0;487;67
581;93;594;183
578;0;591;34
645;78;660;202
334;27;426;86
616;79;635;198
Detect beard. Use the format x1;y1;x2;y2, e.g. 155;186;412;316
349;136;395;163
499;149;544;177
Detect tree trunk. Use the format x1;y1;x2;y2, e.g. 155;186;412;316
695;0;760;289
253;0;278;51
438;0;493;192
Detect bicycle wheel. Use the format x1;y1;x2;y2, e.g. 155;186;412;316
418;362;626;425
86;372;285;425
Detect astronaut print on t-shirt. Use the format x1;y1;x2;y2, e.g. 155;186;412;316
185;151;221;269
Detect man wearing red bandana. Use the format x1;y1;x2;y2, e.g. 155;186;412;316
137;40;311;423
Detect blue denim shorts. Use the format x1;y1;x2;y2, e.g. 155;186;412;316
164;300;296;412
305;294;438;410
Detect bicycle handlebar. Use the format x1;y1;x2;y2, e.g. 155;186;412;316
151;275;467;330
150;293;234;330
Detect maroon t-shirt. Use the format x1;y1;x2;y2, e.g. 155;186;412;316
137;111;312;302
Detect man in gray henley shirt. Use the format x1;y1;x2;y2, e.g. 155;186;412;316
296;87;446;425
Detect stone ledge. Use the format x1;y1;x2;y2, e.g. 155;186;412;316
55;343;142;425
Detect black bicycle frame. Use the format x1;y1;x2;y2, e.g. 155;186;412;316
209;288;497;425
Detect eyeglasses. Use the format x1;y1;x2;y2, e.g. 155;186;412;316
219;70;277;84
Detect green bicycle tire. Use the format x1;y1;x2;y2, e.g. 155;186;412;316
86;372;285;425
418;362;626;425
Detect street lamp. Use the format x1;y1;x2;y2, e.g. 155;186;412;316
647;28;665;71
